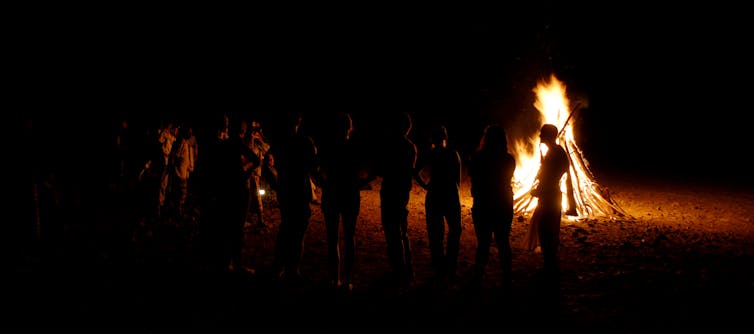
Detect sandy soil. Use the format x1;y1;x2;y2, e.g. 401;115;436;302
11;171;754;333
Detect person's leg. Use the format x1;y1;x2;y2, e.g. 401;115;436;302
492;212;513;289
342;205;359;288
273;202;291;277
176;176;188;216
158;167;170;216
538;207;561;276
471;207;492;282
323;197;341;285
397;204;413;281
231;193;249;272
537;203;562;299
445;203;463;280
248;177;263;226
381;204;402;276
425;193;445;277
286;203;312;278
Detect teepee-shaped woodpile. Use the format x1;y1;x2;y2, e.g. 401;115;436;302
511;74;630;220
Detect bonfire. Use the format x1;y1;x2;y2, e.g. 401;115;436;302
511;74;630;220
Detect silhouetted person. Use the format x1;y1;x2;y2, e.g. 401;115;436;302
468;124;516;289
197;115;253;275
373;112;417;286
170;124;195;217
246;120;270;229
269;112;319;281
318;112;369;290
530;123;569;286
135;125;165;238
157;121;178;218
414;125;462;284
184;124;199;194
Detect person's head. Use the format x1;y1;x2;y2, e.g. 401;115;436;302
539;123;559;144
178;124;191;139
431;125;448;148
394;112;412;136
250;121;262;133
480;124;507;151
264;151;275;166
222;113;230;128
216;113;229;131
335;112;353;139
288;112;303;134
238;119;248;137
166;122;179;136
227;118;244;139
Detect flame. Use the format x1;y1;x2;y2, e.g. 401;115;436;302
511;74;629;220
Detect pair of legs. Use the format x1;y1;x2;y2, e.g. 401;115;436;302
273;200;311;279
248;174;265;227
322;193;359;287
202;190;249;274
533;198;562;277
380;194;413;283
425;191;462;279
471;205;513;286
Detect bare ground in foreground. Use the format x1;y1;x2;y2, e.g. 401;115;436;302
10;172;754;333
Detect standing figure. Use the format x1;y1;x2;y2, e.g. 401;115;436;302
157;121;178;217
170;125;195;217
197;115;253;275
246;120;271;229
375;112;418;286
414;125;462;284
184;124;199;191
318;112;368;290
468;124;516;289
530;123;569;284
269;112;319;281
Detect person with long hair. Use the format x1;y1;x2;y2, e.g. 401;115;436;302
468;124;516;290
414;125;462;285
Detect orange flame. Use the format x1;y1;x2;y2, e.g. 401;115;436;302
512;74;629;219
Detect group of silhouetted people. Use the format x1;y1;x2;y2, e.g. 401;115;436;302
24;110;571;299
170;110;572;295
198;111;568;295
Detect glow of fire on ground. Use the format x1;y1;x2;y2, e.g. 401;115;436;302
510;74;629;221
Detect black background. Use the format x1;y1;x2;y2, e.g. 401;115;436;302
13;2;753;185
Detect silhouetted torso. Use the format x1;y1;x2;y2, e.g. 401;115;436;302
378;135;417;202
469;148;515;209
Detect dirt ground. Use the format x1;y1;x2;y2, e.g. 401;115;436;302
11;170;754;333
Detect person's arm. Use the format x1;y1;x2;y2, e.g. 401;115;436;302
306;136;323;189
357;141;379;189
413;147;429;190
453;149;462;188
262;151;278;191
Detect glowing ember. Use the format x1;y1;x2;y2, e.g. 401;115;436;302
512;74;629;220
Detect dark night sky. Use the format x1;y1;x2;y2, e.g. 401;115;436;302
14;3;753;185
